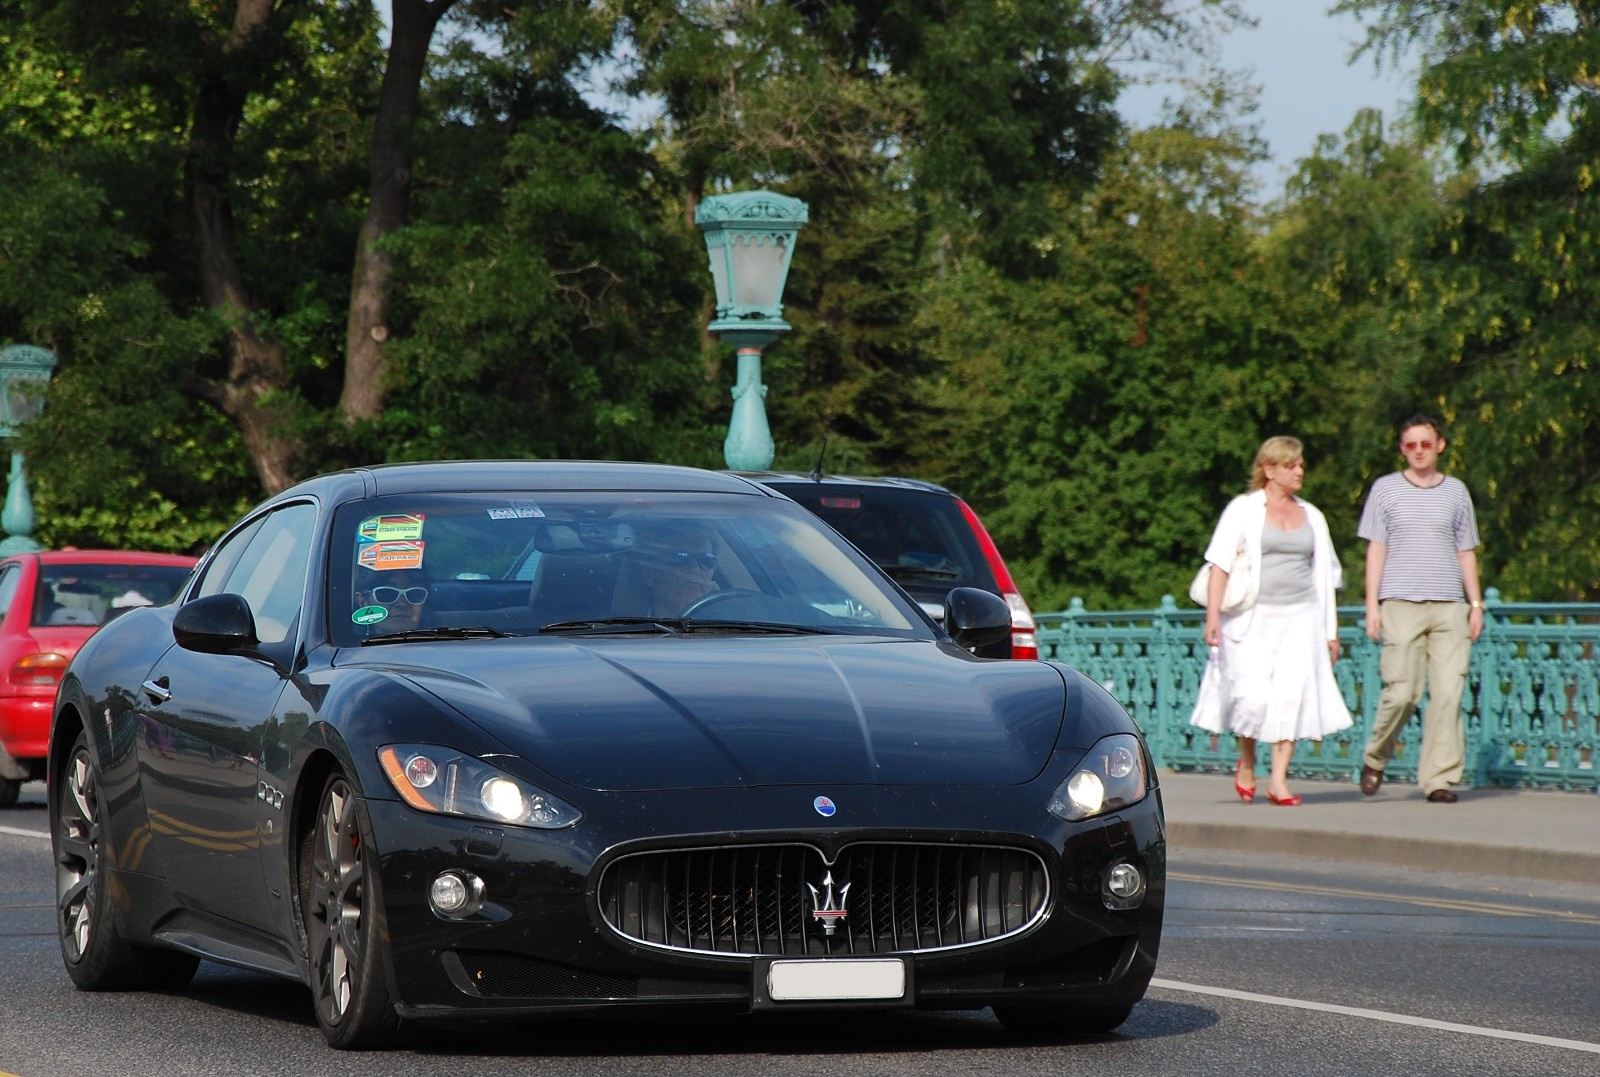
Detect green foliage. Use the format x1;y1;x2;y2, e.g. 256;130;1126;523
1261;110;1453;579
1409;125;1600;600
3;0;1597;614
914;124;1302;610
1335;0;1599;169
1332;1;1600;600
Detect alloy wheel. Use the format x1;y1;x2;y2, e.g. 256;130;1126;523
307;777;365;1024
55;743;100;961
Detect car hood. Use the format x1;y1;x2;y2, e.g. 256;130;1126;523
354;637;1067;791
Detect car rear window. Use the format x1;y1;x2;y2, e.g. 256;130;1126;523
762;484;998;595
34;563;194;627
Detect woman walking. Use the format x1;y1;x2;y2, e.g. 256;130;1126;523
1190;436;1353;805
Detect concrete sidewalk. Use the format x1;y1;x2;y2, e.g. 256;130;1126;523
1159;768;1600;885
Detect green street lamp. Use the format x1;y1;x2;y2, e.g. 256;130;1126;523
695;189;808;470
0;345;58;555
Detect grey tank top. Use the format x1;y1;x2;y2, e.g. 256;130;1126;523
1257;521;1315;605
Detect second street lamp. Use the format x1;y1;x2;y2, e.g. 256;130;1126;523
694;190;808;471
0;345;58;554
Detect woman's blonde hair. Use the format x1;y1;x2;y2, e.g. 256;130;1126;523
1249;436;1303;491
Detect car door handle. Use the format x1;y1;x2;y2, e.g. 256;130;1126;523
141;677;172;704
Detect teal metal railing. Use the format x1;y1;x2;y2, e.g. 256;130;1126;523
1035;588;1599;792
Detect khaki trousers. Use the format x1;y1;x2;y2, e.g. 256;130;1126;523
1363;599;1472;794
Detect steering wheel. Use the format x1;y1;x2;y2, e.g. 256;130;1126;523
680;588;770;617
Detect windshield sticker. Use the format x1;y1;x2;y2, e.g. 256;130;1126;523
352;605;388;626
487;500;545;520
358;540;426;571
358;514;426;542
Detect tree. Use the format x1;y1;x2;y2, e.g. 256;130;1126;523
914;123;1298;609
1260;110;1453;567
6;0;454;496
1334;1;1600;597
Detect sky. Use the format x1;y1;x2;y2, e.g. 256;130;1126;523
1187;0;1417;194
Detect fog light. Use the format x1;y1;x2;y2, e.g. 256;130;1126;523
1101;861;1145;910
430;871;486;919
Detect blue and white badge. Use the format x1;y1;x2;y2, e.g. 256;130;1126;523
813;795;836;818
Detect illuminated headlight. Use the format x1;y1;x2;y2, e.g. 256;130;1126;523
378;745;581;829
1047;734;1148;822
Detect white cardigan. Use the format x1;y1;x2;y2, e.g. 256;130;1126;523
1204;489;1343;642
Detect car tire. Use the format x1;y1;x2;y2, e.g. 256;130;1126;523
53;729;199;990
992;1000;1136;1038
302;771;409;1050
0;776;19;808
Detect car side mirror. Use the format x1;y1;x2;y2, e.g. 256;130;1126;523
944;587;1012;652
172;593;260;654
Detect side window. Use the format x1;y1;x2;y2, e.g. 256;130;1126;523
208;502;318;646
0;564;20;622
194;518;265;600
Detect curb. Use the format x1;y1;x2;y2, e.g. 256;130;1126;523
1167;820;1600;886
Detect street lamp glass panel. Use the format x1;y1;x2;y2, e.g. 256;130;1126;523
0;346;58;439
1;378;48;428
704;233;734;312
727;234;789;313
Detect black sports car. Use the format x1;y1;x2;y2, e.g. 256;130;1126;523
48;460;1163;1049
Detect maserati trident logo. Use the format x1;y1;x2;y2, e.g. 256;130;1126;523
806;870;851;936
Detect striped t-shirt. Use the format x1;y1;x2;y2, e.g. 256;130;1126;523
1357;473;1480;602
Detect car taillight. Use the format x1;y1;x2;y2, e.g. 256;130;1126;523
956;498;1039;660
12;651;70;687
1004;592;1039;660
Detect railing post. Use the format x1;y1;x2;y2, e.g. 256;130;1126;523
1473;587;1501;785
1150;595;1180;768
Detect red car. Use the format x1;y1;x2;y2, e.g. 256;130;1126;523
745;473;1039;660
0;549;196;806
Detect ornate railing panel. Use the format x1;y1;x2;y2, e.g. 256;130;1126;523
1035;589;1598;792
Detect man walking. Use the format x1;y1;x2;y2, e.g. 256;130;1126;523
1359;415;1484;803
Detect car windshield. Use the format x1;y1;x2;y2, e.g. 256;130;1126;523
325;491;929;646
33;563;194;627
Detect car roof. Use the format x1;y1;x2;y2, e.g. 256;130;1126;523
273;460;777;505
734;470;958;498
1;549;198;567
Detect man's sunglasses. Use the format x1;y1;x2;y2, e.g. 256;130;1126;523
670;551;717;571
1402;440;1436;451
368;586;428;605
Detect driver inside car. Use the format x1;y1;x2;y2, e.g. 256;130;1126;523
625;521;721;617
354;567;431;634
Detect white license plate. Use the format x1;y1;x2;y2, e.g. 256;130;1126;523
767;959;906;1001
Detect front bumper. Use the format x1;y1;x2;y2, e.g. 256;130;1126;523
363;781;1166;1023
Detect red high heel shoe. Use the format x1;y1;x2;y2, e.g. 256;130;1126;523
1233;761;1256;803
1266;790;1302;806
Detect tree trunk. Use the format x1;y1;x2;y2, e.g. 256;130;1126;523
340;0;457;423
184;0;300;495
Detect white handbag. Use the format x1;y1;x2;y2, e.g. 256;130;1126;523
1188;541;1255;614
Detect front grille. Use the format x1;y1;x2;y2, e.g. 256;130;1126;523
598;842;1049;957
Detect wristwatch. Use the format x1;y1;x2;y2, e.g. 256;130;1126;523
1469;600;1483;609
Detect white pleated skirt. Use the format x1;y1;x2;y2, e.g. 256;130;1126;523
1189;600;1354;742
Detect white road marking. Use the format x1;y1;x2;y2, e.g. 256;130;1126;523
1151;978;1600;1054
0;825;47;840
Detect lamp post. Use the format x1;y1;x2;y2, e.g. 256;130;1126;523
694;189;808;471
0;345;58;554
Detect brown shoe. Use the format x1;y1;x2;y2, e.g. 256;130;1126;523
1426;789;1459;803
1359;765;1383;796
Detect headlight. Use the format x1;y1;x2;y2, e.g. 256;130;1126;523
1047;734;1148;822
377;744;581;829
